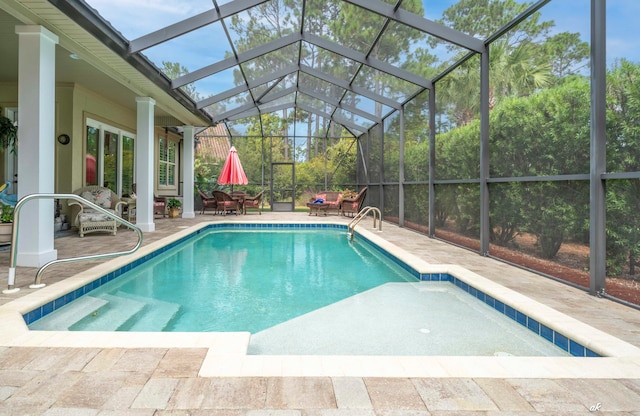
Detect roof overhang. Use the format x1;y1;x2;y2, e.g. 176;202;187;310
0;0;214;127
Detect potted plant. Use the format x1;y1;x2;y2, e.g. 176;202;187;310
0;204;14;244
167;198;181;218
342;189;357;199
0;116;18;152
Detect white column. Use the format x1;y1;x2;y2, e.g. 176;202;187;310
15;26;58;267
135;97;156;232
182;126;195;218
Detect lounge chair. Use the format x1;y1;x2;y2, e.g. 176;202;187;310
198;188;218;215
69;186;126;237
212;190;240;216
243;191;263;214
341;187;368;217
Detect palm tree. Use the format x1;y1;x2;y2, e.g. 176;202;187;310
436;40;551;129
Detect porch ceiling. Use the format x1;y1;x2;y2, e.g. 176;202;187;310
0;0;212;127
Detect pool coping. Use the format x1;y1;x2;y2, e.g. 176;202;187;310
1;220;640;378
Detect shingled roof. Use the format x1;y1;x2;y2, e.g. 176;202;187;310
195;124;230;161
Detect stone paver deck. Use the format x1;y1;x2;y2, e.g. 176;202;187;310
0;211;639;414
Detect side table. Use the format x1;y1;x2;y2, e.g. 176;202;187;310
122;198;136;221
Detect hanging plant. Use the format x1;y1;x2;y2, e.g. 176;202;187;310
0;116;18;152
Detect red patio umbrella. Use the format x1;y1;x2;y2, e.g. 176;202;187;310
217;146;248;186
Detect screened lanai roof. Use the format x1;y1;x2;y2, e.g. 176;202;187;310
71;0;547;137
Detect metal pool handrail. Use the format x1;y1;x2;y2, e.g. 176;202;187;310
3;193;143;294
347;206;382;240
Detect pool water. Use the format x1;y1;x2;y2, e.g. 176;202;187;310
249;281;569;356
27;227;572;356
30;230;415;333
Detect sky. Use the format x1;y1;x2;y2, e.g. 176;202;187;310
83;0;637;129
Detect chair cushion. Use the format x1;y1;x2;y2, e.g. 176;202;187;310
95;190;112;208
81;191;95;203
80;189;112;208
327;194;342;206
343;201;357;210
79;208;117;222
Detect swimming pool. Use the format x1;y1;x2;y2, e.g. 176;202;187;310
29;229;416;333
3;220;640;377
21;223;607;357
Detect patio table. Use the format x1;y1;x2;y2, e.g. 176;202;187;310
231;195;244;214
306;202;330;216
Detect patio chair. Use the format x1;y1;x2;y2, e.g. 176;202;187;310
198;188;218;215
340;187;368;217
243;191;263;214
128;184;167;218
212;190;240;216
154;195;166;218
69;186;126;237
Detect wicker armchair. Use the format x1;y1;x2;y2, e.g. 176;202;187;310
340;187;368;217
243;191;263;214
212;190;240;216
154;195;166;217
69;186;126;237
197;188;218;215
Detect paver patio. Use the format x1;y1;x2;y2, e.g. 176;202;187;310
0;212;639;414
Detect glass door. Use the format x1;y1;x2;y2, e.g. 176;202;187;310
85;118;135;196
85;126;99;186
103;130;119;193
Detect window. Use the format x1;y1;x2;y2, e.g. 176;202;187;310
85;118;135;196
158;135;176;189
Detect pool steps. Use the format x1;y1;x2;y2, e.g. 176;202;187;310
117;292;181;331
73;294;146;331
29;296;108;330
30;292;182;332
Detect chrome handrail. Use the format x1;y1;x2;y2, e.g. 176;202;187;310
347;206;382;240
3;193;143;294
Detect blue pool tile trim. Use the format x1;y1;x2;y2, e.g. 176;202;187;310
22;223;600;357
447;274;599;357
353;232;428;281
